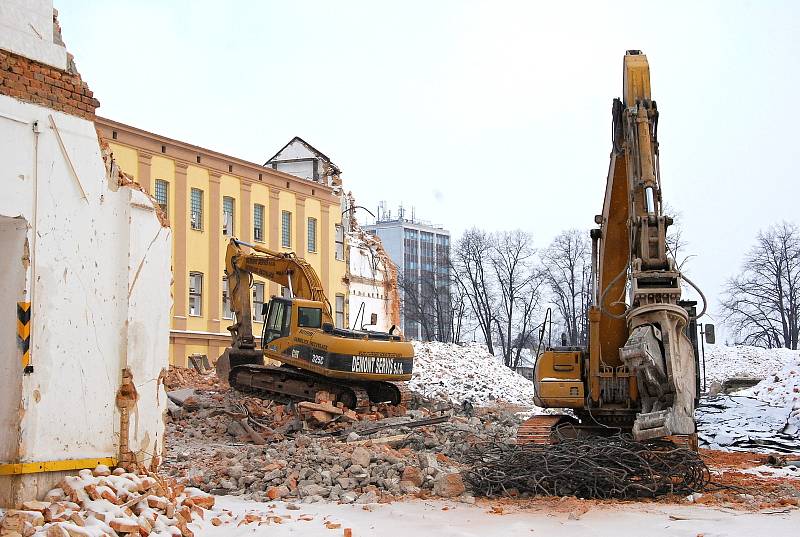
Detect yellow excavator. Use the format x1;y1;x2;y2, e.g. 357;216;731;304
215;238;414;408
525;50;708;443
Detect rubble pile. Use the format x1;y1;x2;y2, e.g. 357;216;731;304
0;465;213;537
163;377;522;504
697;350;800;453
703;344;800;387
739;352;800;432
409;342;541;408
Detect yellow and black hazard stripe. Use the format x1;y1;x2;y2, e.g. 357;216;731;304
17;301;32;373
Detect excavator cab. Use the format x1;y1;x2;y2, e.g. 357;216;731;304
262;297;293;345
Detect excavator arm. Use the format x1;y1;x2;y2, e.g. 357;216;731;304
224;238;333;352
593;50;698;440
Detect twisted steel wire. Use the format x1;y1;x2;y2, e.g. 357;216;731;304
461;435;710;499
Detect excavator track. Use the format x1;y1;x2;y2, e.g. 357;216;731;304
516;416;570;445
229;364;407;410
389;381;413;406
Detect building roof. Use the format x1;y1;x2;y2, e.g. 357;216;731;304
265;136;341;175
95;117;339;201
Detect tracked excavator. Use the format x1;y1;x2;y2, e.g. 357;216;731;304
524;50;708;444
215;238;413;409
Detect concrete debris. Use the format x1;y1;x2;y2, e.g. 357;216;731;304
162;368;521;504
167;389;198;407
0;465;212;537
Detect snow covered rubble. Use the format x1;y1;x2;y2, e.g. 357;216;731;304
159;341;800;508
409;342;540;408
0;465;214;537
702;344;800;387
697;349;800;452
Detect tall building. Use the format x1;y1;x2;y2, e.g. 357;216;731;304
363;207;450;340
95;119;349;366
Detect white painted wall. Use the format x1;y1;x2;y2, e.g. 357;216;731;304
272;139;316;161
0;0;66;69
0;92;171;502
275;160;314;181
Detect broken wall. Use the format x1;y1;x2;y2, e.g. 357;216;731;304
345;194;401;332
0;1;172;507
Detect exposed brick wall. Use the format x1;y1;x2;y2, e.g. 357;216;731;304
0;48;100;121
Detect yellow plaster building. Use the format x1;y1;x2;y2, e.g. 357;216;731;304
95;118;348;366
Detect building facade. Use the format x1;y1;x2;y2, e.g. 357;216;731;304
95;119;349;366
364;209;451;340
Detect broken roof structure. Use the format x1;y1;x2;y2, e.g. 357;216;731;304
265;136;342;186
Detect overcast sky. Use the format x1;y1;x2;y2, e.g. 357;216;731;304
57;1;799;337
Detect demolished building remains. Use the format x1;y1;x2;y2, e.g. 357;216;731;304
0;1;172;507
343;193;401;332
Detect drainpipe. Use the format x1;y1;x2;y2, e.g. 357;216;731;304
27;120;42;374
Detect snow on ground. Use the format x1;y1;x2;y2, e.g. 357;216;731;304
409;342;539;408
741;463;800;479
702;344;800;386
695;395;799;452
192;496;800;537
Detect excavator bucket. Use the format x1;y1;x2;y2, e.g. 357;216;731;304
216;347;264;387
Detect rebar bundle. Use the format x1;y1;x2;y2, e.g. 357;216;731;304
462;436;710;499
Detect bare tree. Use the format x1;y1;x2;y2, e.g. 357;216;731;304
448;274;467;343
510;275;546;369
399;273;453;342
452;228;497;354
664;203;693;272
490;230;543;368
541;229;592;346
721;221;800;349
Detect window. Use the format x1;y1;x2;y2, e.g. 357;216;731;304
154;179;169;215
190;188;203;230
280;286;291;299
222;278;233;320
307;217;317;253
253;203;265;242
335;294;345;329
335;224;344;261
188;272;203;316
298;307;322;328
281;210;292;248
223;196;235;236
253;282;265;322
